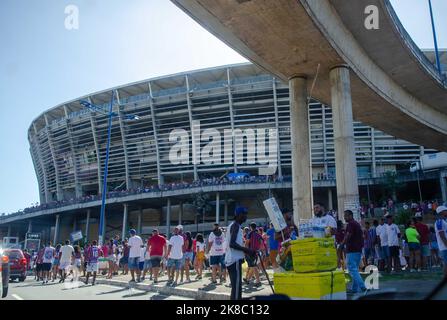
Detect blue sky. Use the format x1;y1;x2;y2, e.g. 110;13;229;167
0;0;446;214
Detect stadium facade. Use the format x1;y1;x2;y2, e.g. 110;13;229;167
1;62;446;244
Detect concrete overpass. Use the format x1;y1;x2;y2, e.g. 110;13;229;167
171;0;447;223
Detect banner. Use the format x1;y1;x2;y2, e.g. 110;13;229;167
70;230;83;242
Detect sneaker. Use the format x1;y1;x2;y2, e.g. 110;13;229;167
410;269;416;273
243;278;249;285
171;281;177;287
254;282;262;287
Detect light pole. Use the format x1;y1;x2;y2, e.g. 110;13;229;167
80;92;139;246
428;0;443;77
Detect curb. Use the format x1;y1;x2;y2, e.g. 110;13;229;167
82;277;230;300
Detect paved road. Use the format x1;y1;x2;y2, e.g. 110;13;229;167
5;278;192;300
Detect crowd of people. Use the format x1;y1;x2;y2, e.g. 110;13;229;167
22;202;447;299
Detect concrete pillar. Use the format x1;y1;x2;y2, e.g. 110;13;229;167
289;75;314;226
27;220;33;234
7;225;11;237
440;172;447;204
122;203;128;241
224;199;229;226
179;202;183;225
330;65;360;221
85;209;91;243
166;198;171;239
137;206;143;235
53;214;60;245
328;188;333;211
216;192;220;224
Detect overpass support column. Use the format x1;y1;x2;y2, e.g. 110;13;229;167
122;204;128;241
85;209;91;243
7;225;11;237
166;198;171;239
330;66;360;221
289;75;314;226
53;214;60;245
27;220;33;234
73;217;77;232
216;192;220;224
137;206;143;235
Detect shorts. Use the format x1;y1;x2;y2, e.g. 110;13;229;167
408;242;421;251
431;242;439;251
440;250;447;264
120;256;129;266
183;251;193;262
167;258;182;270
139;261;145;271
269;249;278;262
86;262;99;273
52;259;60;267
380;246;390;259
210;255;224;267
150;257;162;268
74;259;82;268
108;255;116;262
59;261;71;271
42;263;52;272
128;257;140;270
245;254;259;268
389;246;400;258
35;263;43;272
363;248;373;260
144;259;152;270
421;245;430;257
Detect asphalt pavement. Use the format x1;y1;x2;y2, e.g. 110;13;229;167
4;277;192;300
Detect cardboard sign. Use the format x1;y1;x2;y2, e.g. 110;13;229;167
70;230;83;242
263;197;287;231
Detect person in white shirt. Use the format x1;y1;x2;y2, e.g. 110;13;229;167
166;227;184;286
127;229;143;282
386;215;401;273
59;240;74;283
434;206;447;278
208;223;227;284
375;218;389;272
312;203;337;237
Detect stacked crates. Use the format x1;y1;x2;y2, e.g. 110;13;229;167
273;238;347;300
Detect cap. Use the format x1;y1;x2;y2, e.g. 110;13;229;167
234;206;248;216
436;206;447;214
129;229;136;235
152;229;159;233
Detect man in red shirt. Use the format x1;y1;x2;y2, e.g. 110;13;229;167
414;217;430;270
147;229;167;283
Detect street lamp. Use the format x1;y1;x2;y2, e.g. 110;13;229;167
80;91;139;246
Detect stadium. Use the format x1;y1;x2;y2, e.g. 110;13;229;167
1;62;446;245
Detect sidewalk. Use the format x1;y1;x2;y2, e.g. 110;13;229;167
79;269;274;300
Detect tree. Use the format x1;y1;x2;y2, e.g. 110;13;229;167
382;171;405;202
192;193;212;232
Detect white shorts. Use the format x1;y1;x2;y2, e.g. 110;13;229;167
86;262;99;273
59;261;71;271
73;259;82;268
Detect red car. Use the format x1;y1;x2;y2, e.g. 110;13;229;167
4;249;27;282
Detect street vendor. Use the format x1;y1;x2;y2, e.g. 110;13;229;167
310;203;338;237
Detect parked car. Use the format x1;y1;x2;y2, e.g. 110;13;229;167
4;249;27;282
0;248;9;298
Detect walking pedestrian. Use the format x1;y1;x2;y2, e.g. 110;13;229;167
71;245;82;282
414;216;430;270
434;206;447;278
42;242;55;284
59;240;74;283
208;223;226;284
341;210;367;294
194;234;206;280
85;240;103;286
51;244;61;282
386;215;401;273
244;222;262;287
127;229;143;283
266;223;279;269
147;229;166;284
225;207;256;300
166;226;184;286
405;220;421;272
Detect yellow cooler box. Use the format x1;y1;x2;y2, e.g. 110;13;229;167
290;238;337;273
274;271;347;300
